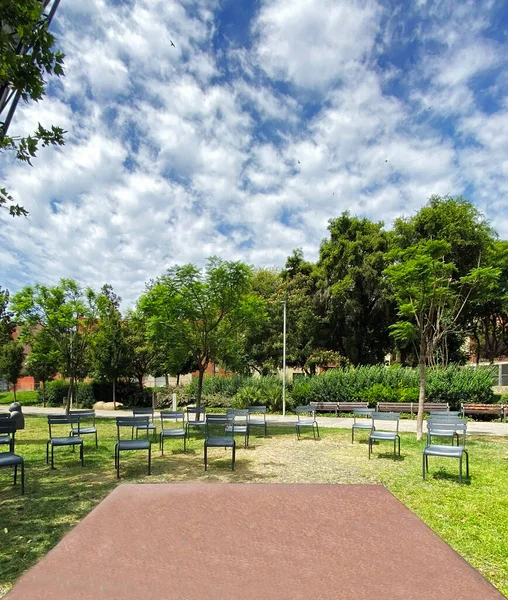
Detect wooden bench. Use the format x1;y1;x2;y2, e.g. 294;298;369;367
376;402;449;418
461;404;506;422
309;402;370;416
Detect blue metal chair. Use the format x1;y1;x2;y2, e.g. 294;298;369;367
351;408;375;443
423;421;469;484
0;422;24;495
0;413;14;452
204;414;235;471
226;408;249;448
426;416;466;445
295;406;319;440
115;417;152;479
160;411;187;455
248;405;268;437
69;409;98;447
47;415;84;469
369;412;400;459
132;408;157;441
186;407;206;437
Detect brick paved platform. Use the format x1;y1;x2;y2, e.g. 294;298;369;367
6;483;504;599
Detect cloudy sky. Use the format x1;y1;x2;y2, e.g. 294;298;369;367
1;0;507;307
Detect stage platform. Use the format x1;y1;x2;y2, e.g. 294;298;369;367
6;483;504;599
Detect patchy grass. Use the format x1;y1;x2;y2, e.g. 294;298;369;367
1;416;507;597
0;391;39;406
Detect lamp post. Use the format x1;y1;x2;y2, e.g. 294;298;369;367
281;301;287;417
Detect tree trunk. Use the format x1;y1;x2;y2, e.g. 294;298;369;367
138;375;144;393
176;373;180;386
113;378;116;410
13;384;17;402
417;339;427;441
42;380;46;408
196;365;205;408
165;373;169;389
65;376;74;414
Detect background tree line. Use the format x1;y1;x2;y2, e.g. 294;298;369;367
0;196;506;422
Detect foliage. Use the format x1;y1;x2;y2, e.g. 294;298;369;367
12;279;98;412
1;0;66;216
23;329;59;406
139;257;266;406
40;379;153;408
0;287;15;347
316;212;394;365
304;350;351;375
122;309;161;392
0;340;24;399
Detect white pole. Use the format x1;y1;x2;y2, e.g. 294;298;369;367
282;301;286;417
172;392;177;412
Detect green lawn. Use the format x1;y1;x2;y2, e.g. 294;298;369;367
0;391;39;406
1;416;507;597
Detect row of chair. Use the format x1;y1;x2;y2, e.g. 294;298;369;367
351;409;470;482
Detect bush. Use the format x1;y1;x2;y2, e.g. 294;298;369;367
43;379;69;407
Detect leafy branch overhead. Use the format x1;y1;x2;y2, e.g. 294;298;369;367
0;0;66;216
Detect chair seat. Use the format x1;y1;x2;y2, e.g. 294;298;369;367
117;440;150;451
352;423;372;430
205;436;235;447
297;419;316;426
370;431;398;440
136;423;156;430
428;430;457;437
424;444;466;458
188;421;206;427
249;419;266;426
0;452;23;467
51;436;83;446
71;427;97;435
161;429;186;437
225;425;248;434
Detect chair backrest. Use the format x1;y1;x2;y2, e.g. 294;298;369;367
427;420;467;446
116;416;150;439
248;406;267;414
48;414;81;438
69;409;96;427
429;410;460;417
205;414;233;438
372;412;399;431
353;408;374;423
160;411;185;427
187;407;206;423
0;413;11;422
226;408;248;425
133;408;155;422
296;406;315;419
0;421;16;451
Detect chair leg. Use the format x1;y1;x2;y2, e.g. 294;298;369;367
459;456;463;484
148;446;151;475
161;434;164;456
116;449;120;479
422;452;426;480
352;427;354;444
368;438;372;459
397;435;401;457
46;441;49;464
204;443;208;471
315;422;320;438
95;431;98;448
21;461;24;495
80;443;84;467
14;464;17;484
465;450;469;477
51;445;54;470
232;443;236;471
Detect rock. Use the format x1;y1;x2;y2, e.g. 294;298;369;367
93;401;123;411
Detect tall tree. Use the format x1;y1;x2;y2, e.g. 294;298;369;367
0;340;24;401
123;309;160;393
316;212;393;365
139;257;266;406
12;279;97;412
90;285;129;409
1;0;65;216
24;329;59;406
385;239;499;440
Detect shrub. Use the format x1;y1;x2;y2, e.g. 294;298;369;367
43;379;69;407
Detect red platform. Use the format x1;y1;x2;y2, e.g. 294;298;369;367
6;483;504;599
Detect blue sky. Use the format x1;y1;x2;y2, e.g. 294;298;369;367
1;0;507;306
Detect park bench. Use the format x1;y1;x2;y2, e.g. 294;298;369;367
461;403;506;422
376;402;449;418
309;401;370;416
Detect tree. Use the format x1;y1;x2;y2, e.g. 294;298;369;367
384;239;499;440
24;330;59;406
123;310;160;393
1;0;65;216
139;258;266;406
316;212;393;365
90;285;129;409
12;279;97;412
0;340;24;401
0;287;15;347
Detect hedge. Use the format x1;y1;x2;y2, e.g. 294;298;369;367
40;380;152;408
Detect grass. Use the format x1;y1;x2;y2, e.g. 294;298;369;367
1;416;507;597
0;391;40;406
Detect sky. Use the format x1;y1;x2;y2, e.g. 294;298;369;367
1;0;508;307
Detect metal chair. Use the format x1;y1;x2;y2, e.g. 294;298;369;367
351;408;375;443
226;408;249;448
295;406;319;440
0;422;24;495
132;408;157;441
186;407;206;437
115;417;151;479
248;405;268;437
47;415;84;469
69;409;98;447
368;412;400;459
0;413;14;452
160;411;187;455
428;410;460;418
423;421;469;483
426;416;466;446
204;414;235;471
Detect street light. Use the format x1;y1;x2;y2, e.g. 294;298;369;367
281;301;287;417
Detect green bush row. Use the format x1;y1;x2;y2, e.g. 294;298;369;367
39;380;152;408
